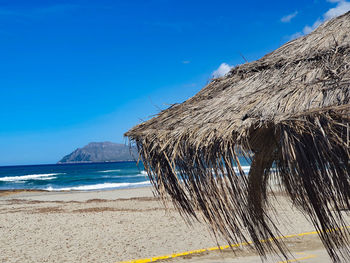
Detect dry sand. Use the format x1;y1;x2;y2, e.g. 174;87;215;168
0;187;346;263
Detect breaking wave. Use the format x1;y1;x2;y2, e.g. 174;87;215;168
45;181;150;191
0;173;63;182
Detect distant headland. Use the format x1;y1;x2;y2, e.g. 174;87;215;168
58;142;138;164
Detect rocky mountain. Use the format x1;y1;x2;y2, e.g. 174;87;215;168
58;142;138;164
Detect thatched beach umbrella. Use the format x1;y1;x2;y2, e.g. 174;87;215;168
126;12;350;261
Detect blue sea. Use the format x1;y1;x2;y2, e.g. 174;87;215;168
0;160;251;191
0;162;151;191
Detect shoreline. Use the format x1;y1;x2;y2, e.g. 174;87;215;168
0;186;154;202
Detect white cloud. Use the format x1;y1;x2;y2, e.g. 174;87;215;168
182;60;190;64
289;32;303;40
212;63;233;78
281;11;298;23
302;19;322;34
290;0;350;40
324;0;350;19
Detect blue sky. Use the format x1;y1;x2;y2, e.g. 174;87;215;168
0;0;349;165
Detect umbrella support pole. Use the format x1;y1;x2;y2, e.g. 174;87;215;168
247;144;275;219
347;123;349;147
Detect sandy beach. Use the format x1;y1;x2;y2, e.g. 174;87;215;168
0;187;346;263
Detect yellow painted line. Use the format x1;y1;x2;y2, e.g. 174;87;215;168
117;226;350;263
277;254;317;263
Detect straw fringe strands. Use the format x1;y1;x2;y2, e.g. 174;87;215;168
126;12;350;261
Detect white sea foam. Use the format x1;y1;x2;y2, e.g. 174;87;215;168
210;166;251;175
45;181;151;191
98;169;121;173
233;166;251;174
35;176;57;181
141;171;148;175
0;173;63;182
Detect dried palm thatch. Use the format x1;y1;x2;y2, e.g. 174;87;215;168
125;12;350;261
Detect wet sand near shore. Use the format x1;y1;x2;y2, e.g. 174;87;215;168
0;187;347;263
